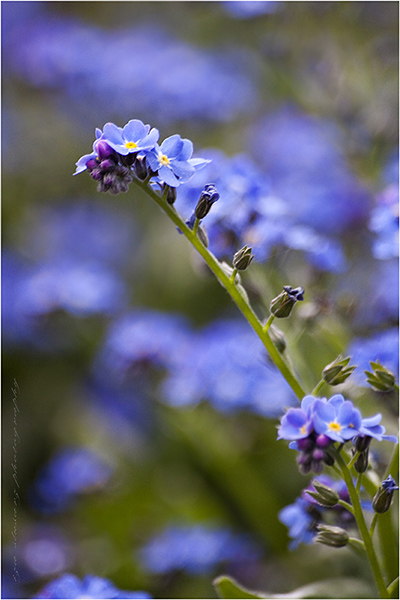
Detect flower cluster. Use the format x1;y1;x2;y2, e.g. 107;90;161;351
34;574;151;599
278;394;397;474
75;119;210;193
138;524;261;575
279;475;354;550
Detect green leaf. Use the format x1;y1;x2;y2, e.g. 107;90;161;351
213;576;264;599
213;575;375;599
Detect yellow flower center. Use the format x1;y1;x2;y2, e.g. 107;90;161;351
125;141;138;150
158;152;170;166
300;425;307;435
329;421;341;432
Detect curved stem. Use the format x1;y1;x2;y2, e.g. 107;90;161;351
311;378;325;396
333;448;389;598
133;178;306;400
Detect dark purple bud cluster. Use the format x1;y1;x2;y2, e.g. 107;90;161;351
296;433;334;474
86;142;134;195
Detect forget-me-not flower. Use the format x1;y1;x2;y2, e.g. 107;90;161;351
146;134;210;187
100;119;159;156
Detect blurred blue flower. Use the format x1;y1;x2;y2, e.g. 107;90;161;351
162;318;297;416
34;574;151;599
17;260;125;317
95;310;191;384
30;447;113;514
369;184;399;260
347;328;399;385
279;497;317;549
248;107;370;235
138;524;261;575
222;1;283;17
5;15;257;125
175;149;347;272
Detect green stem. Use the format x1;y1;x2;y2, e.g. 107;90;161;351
338;499;354;515
311;378;325;396
370;513;379;538
347;451;360;470
348;536;366;555
133;178;306;401
229;268;238;284
333;448;389;598
263;313;275;333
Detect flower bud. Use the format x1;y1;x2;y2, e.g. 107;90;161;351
269;325;286;353
372;475;399;514
86;158;98;172
354;449;369;473
306;480;339;507
322;355;356;386
315;524;349;548
270;286;304;318
134;156;148;180
233;246;254;271
194;184;220;220
364;361;396;392
354;435;371;453
165;186;177;205
95;140;116;160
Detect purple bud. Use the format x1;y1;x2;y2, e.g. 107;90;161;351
100;159;116;171
297;437;313;451
316;434;331;449
95;140;115;160
90;168;103;181
86;158;98;171
312;448;324;461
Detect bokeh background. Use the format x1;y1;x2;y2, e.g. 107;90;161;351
2;1;399;598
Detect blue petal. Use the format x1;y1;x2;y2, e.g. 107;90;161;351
161;134;183;158
158;165;180;187
123;119;148;141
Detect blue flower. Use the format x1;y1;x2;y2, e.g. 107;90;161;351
74;128;103;174
348;328;399;384
382;474;399;493
279;497;317;549
30;447;113;514
147;134;210;187
277;395;315;440
312;395;362;443
138;524;260;575
34;574;151;599
359;414;397;443
100;119;159;156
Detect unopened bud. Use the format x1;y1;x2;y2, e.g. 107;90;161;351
315;524;349;548
354;435;372;453
306;480;339;507
269;325;286;353
323;355;356;386
194;184;219;220
134;156;148;180
364;361;396;392
354;449;369;474
270;286;304;318
166;186;177;205
233;246;254;271
372;475;399;514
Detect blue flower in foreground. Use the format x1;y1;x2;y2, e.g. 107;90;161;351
147;134;210;187
74;128;103;175
312;395;362;443
30;447;113;514
138;525;260;575
279;497;317;549
100;119;159;156
34;574;151;599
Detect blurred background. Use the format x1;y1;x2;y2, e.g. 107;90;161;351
2;2;399;598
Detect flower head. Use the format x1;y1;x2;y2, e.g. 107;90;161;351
101;119;159;156
312;395;362;443
147;134;210;187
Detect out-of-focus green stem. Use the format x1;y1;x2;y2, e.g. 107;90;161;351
133;178;306;401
